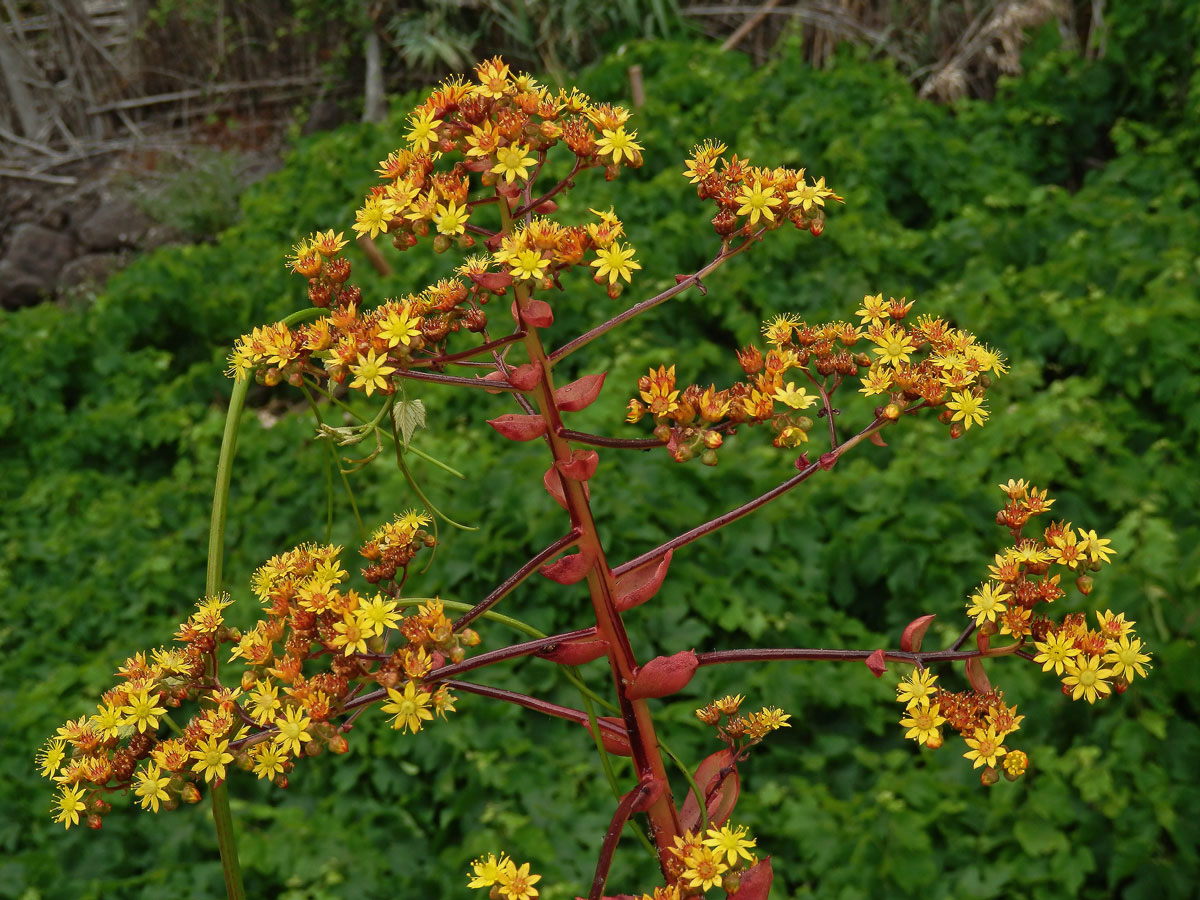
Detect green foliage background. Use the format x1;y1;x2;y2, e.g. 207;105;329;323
3;9;1199;899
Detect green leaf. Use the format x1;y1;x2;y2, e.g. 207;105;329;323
392;398;427;449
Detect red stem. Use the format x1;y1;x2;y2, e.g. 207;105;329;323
613;417;887;577
590;784;651;900
442;680;627;738
452;530;581;632
548;231;763;364
512;158;584;217
558;428;665;450
409;331;526;369
695;646;991;668
392;369;518;391
506;217;683;861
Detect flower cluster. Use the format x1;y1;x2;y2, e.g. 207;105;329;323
467;853;542;900
683;139;843;237
228;56;658;392
694;693;792;748
628;299;1003;462
227;269;482;389
649;824;759;897
895;668;1030;782
492;206;640;298
892;481;1147;783
38;512;476;828
855;296;1007;435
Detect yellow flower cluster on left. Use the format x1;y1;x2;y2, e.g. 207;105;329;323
467;853;542;900
39;512;476;829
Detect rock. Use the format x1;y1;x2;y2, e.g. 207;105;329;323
141;222;189;251
58;252;126;292
76;193;152;251
0;223;76;309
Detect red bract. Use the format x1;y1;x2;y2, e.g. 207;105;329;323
626;650;698;700
487;414;547;441
680;748;740;832
614;551;673;612
554;373;607;412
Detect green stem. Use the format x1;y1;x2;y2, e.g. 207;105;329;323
206;376;249;900
210;780;244;900
404;443;467;479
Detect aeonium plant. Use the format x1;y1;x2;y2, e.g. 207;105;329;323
39;57;1148;900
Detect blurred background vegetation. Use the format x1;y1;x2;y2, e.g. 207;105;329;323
2;1;1199;898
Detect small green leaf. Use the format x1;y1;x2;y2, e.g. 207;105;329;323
392;398;427;448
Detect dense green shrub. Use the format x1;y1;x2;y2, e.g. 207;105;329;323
3;13;1198;898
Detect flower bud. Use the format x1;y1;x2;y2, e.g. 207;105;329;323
701;449;719;466
1075;574;1094;595
980;766;1000;786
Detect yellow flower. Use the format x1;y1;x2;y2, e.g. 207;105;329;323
896;668;938;708
53;785;87;829
680;845;728;892
859;367;893;396
36;738;67;779
497;860;541;900
332;614;370;656
508;248;550;281
735;179;781;225
121;687;166;734
251;742;288;780
1003;749;1029;778
191;736;233;783
998;478;1029;499
1079;529;1116;564
963;726;1007;769
133;765;171;812
434;200;469;236
856;293;888;327
1033;630;1079;675
491;143;537;183
589;242;641;285
91;699;124;741
382;681;435;734
787;175;835;211
900;703;947;743
378;306;423;348
1062;655;1114;704
352;194;392;240
273;704;313;756
595;126;643;164
946;391;989;429
871;326;916;367
349;349;396;397
1104;635;1151;681
966;582;1010;626
357;595;402;637
405;109;443;153
774;381;817;410
248;680;282;725
702;823;757;865
468;853;512;889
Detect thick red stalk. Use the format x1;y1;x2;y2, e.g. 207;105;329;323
512;276;683;862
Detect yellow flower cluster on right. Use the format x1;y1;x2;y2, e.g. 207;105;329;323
891;481;1148;784
627;298;1004;463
